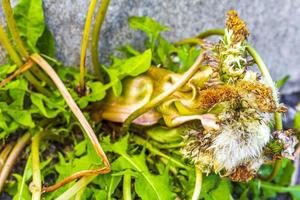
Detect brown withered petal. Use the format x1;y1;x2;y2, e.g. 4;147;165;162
226;10;249;43
197;85;238;109
228;165;256;182
237;81;277;112
275;105;288;113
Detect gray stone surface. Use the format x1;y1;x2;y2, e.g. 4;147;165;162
0;0;300;94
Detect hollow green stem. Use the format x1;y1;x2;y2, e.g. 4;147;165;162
197;28;225;39
56;175;96;200
123;173;132;200
259;159;282;182
245;45;283;181
79;0;98;93
246;45;282;130
192;167;202;200
2;0;54;87
26;71;52;96
0;132;31;192
91;0;110;82
122;52;205;132
0;24;23;66
2;0;29;58
246;46;281;185
133;136;191;170
31;133;42;200
174;37;203;46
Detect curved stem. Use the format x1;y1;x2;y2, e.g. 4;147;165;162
122;52;206;132
0;132;31;192
123;173;132;200
174;37;204;46
79;0;98;93
56;175;96;200
31;133;42;200
91;0;110;82
259;159;282;182
192;167;202;200
246;45;283;182
42;167;110;193
197;28;224;39
31;53;110;167
30;53;110;192
246;45;282;130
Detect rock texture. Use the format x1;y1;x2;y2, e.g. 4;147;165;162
1;0;300;94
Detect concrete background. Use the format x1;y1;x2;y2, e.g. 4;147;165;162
1;0;300;94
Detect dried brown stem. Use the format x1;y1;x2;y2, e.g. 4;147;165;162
30;53;110;192
0;143;14;173
0;132;31;192
42;167;110;193
0;59;34;87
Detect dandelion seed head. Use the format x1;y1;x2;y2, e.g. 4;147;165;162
211;116;271;172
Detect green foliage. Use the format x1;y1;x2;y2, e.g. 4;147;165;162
77;81;106;108
210;179;232;200
30;92;65;118
36;27;56;57
105;49;152;96
146;126;183;143
275;75;290;88
14;0;45;49
0;2;298;200
0;78;34;138
177;45;201;72
232;158;297;199
129;16;169;50
104;135;176;200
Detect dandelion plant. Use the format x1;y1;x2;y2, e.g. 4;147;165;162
0;0;298;199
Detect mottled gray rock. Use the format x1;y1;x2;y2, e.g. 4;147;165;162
0;0;300;94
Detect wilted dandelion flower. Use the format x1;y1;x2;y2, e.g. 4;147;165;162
181;10;297;182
